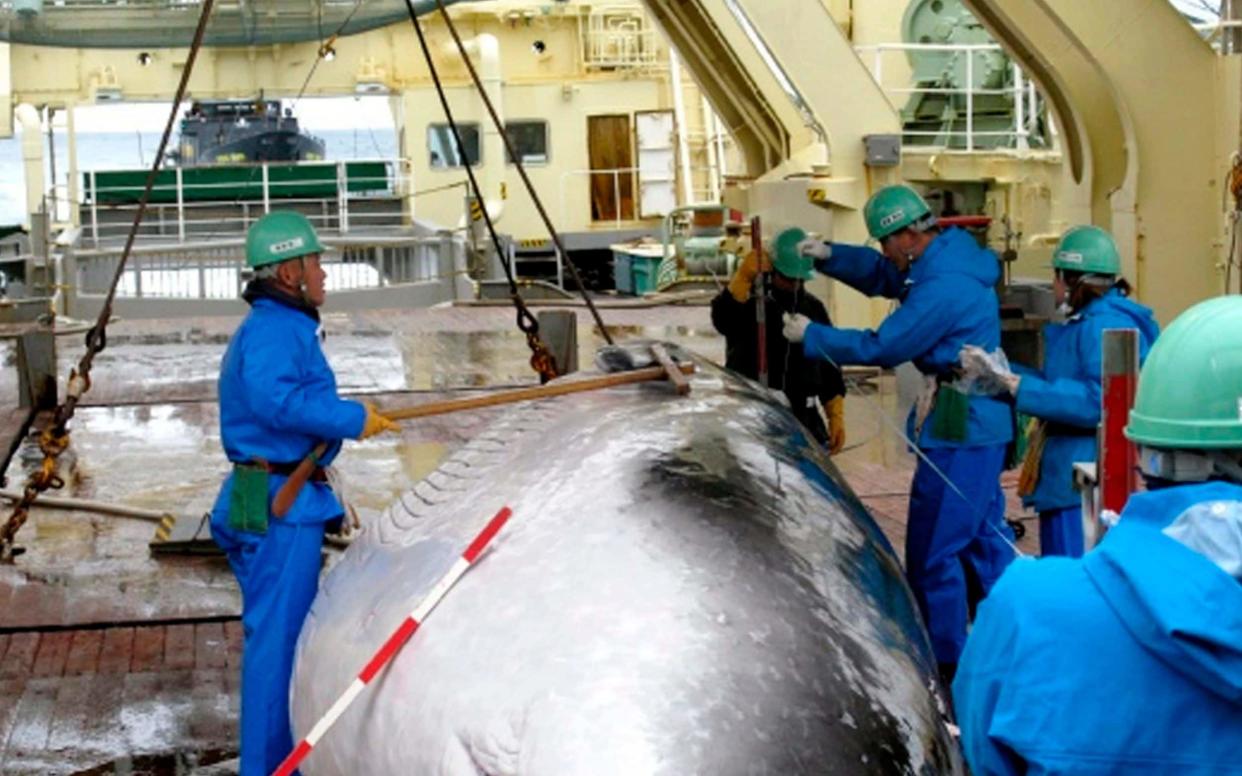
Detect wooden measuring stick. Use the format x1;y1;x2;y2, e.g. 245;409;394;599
272;363;695;517
384;362;695;422
649;344;690;396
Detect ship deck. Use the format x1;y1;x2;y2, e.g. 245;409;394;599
0;303;1039;773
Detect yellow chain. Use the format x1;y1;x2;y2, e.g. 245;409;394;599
0;426;72;560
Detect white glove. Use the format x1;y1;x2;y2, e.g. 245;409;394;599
783;313;811;343
797;238;831;261
958;345;1020;395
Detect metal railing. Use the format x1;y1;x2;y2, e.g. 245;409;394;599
854;42;1046;152
559;166;640;231
557;163;727;234
580;6;665;71
71;234;460;301
80;158;411;248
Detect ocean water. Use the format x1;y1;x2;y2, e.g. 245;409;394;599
0;127;399;225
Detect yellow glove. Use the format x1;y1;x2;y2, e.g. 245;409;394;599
728;250;761;303
826;395;846;455
360;402;400;440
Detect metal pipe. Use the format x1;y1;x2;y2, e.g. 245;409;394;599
0;489;167;522
66;102;81;228
46;107;58;221
89;170;99;247
702;97;721;203
965;53;975;152
176;166;185;242
1012;62;1027;151
669;49;694;207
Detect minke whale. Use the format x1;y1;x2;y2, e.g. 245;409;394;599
291;346;963;775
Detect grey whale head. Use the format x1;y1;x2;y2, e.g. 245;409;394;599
291;347;963;775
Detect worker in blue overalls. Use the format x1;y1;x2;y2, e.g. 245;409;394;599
783;184;1015;686
954;295;1242;774
210;211;399;775
959;225;1159;557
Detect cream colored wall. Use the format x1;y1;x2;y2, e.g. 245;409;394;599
0;43;11;139
398;78;668;234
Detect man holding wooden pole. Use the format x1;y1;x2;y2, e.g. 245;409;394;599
209;211;399;776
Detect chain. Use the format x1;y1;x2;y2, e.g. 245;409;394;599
403;0;560;383
0;0;216;562
514;299;559;382
429;0;613;345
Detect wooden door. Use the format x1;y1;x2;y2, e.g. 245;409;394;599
587;114;635;222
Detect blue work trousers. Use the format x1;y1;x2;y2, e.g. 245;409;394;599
905;443;1015;665
213;515;326;776
1039;505;1085;558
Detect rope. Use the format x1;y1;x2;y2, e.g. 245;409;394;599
807;341;1028;559
0;0;217;562
288;0;367;119
429;0;614;346
403;0;558;383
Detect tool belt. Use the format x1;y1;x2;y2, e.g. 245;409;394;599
256;459;329;482
227;458;327;535
914;373;971;443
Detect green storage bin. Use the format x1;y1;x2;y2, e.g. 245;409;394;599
631;255;661;295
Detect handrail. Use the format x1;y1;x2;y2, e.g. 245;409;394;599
79;158;415;247
854;41;1045;152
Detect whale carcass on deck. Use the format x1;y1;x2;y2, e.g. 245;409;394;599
291;348;963;775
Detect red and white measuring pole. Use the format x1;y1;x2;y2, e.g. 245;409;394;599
1097;329;1139;536
272;506;514;776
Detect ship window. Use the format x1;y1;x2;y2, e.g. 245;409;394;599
505;121;549;165
428;123;481;168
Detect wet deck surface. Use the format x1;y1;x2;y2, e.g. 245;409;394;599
0;302;1039;773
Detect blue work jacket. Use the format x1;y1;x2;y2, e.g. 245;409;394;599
211;290;366;525
954;481;1242;775
804;227;1011;448
1014;290;1159;511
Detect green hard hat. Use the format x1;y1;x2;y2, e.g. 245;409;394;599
1126;295;1242;449
1051;225;1121;275
771;227;815;280
863;184;933;240
246;211;325;269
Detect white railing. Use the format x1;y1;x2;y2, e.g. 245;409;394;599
854;42;1045;152
71;234;457;300
581;6;664;70
80;158;411;248
559;166;640;232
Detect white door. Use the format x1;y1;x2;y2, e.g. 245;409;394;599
635;110;677;218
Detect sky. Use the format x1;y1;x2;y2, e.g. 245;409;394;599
1169;0;1221;23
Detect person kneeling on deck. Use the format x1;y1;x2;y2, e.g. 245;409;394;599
209;211;399;775
953;295;1242;775
783;184;1015;686
710;227;847;452
958;225;1159;558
